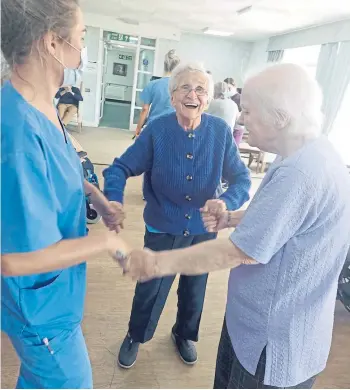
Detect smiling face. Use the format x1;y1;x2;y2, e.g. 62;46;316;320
171;70;209;122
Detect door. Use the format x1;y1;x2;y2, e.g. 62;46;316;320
129;37;157;131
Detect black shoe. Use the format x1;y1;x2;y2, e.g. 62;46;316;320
118;333;140;369
171;328;197;365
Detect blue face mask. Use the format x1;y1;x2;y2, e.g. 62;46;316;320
53;40;88;87
61;47;88;87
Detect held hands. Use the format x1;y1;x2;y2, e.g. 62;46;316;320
110;245;159;283
101;201;125;233
201;199;228;233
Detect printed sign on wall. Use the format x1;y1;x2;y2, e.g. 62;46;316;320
119;54;133;61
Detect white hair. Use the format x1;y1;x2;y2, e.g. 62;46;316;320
244;63;323;137
169;62;214;102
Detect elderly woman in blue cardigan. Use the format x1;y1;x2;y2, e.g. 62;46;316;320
103;62;251;368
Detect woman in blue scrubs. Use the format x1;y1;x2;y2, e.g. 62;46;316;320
1;0;127;388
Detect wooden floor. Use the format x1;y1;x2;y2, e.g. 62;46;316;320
2;127;350;388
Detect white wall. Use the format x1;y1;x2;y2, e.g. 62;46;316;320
244;39;269;79
156;33;253;86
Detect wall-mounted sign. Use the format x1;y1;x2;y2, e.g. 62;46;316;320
119;54;133;61
109;32;130;43
113;63;128;77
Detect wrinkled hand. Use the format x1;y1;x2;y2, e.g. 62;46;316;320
203;199;227;215
201;210;229;233
200;199;227;232
119;248;158;282
101;201;125;233
106;231;130;263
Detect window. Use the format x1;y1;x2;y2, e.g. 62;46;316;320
328;82;350;165
282;45;321;78
283;45;349;165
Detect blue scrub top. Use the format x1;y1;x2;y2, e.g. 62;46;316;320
140;77;174;123
1;82;87;335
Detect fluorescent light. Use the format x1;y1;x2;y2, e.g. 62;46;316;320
237;5;252;15
203;28;233;36
116;44;125;48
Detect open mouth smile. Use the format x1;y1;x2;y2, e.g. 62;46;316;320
183;103;199;109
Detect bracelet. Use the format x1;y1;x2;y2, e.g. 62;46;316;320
227;212;232;228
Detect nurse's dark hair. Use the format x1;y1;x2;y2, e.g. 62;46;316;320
1;0;79;68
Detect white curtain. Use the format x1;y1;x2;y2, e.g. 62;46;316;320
316;41;350;134
267;50;284;63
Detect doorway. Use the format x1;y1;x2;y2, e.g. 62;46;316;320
99;31;157;131
100;38;137;130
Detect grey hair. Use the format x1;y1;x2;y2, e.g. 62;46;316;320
244;63;323;137
164;49;180;73
214;82;229;99
169;62;214;102
1;0;79;68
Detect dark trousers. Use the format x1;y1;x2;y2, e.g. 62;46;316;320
214;319;317;389
128;229;217;343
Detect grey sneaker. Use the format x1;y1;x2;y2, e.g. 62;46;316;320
118;333;140;369
171;328;197;365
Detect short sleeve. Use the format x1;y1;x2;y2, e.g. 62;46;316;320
230;167;316;264
1;149;63;254
140;82;153;105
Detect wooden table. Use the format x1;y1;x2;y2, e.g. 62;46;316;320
239;142;266;173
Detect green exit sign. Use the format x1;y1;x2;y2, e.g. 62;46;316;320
109;32;130;42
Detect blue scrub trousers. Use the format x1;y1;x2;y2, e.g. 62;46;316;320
9;325;92;389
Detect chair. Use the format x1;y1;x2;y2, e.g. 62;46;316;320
70;82;84;133
239;142;266;174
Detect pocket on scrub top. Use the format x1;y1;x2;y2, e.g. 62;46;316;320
19;269;85;327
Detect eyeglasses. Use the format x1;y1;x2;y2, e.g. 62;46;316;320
177;84;208;97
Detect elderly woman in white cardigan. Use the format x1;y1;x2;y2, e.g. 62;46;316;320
116;64;350;389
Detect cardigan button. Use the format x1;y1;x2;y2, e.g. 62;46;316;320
188;133;195;139
185;214;191;220
186;175;193;181
183;229;190;237
186;153;193;159
185;195;192;201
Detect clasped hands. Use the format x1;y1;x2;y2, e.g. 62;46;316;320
108;199;231;282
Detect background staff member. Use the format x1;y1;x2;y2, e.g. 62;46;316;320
56;85;83;125
134;49;180;137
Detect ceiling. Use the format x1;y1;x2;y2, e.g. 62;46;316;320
82;0;350;41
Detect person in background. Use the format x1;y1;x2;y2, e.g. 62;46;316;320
103;62;251;370
1;0;126;388
224;77;241;111
134;49;180;137
117;63;350;389
207;81;239;133
224;77;245;145
56;84;83;125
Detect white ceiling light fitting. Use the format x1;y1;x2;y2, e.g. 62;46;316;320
236;5;253;15
202;28;233;36
117;17;139;26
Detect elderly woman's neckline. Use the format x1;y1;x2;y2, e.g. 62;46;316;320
176;114;202;131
